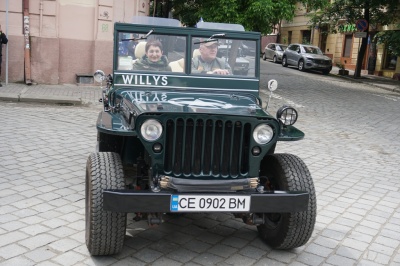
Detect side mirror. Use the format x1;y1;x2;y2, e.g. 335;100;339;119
94;70;105;83
267;79;278;92
265;79;278;111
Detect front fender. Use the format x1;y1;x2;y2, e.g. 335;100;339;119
277;125;304;141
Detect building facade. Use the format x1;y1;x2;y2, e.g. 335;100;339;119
279;3;399;79
1;0;149;84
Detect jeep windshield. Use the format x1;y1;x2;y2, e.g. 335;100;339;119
113;18;260;97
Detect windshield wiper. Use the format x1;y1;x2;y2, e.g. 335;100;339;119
121;29;154;41
194;33;226;45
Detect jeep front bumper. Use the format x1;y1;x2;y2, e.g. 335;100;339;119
103;190;309;213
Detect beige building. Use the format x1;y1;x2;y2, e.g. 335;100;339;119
280;3;399;79
1;0;149;84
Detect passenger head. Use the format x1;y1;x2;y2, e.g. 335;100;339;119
199;40;218;62
145;40;164;62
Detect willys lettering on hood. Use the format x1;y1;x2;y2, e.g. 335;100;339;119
122;74;168;86
119;90;265;116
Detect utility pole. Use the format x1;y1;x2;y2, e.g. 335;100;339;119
23;0;32;85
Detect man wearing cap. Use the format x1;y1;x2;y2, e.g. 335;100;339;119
192;40;231;75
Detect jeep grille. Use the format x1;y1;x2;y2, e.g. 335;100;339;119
164;118;251;178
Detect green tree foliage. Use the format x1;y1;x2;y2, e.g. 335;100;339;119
374;29;400;56
308;0;398;32
306;0;399;77
169;0;318;35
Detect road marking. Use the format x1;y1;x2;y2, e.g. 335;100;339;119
261;89;305;108
371;93;398;101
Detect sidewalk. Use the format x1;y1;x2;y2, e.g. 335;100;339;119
329;66;400;93
0;69;399;106
0;82;103;106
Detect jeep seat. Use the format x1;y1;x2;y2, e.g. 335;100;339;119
169;58;184;72
134;41;146;60
193;49;200;58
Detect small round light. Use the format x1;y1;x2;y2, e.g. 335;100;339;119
252;146;261;156
141;119;163;141
253;124;274;144
276;106;298;126
153;143;163;153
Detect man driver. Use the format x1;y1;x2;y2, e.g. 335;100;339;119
192;40;231;75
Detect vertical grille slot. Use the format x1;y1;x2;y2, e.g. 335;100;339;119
163;117;251;177
241;123;251;173
221;121;233;176
173;118;184;174
183;119;194;175
193;119;204;175
211;120;223;176
164;119;174;173
230;121;242;176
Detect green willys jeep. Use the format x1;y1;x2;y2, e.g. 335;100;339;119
86;17;316;256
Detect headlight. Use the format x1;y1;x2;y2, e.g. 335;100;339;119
140;119;163;141
305;57;314;62
277;106;298;126
253;124;274;144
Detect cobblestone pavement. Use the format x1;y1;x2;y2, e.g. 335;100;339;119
0;61;399;265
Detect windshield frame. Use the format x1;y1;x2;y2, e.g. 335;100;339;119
112;22;261;97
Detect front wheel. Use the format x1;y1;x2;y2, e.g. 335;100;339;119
257;153;316;249
273;55;278;63
86;152;127;255
262;53;267;60
298;60;305;71
322;69;330;75
282;57;288;67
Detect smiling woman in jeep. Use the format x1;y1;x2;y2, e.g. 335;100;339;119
132;40;172;71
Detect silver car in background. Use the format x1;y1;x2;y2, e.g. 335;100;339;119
282;43;332;75
263;43;287;63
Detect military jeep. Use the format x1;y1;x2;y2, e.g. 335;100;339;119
85;17;316;256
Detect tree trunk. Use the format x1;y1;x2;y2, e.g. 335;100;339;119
354;2;369;78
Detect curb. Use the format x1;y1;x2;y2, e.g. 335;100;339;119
0;93;82;105
330;74;400;94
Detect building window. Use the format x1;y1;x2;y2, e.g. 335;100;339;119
288;31;292;44
302;30;311;44
342;34;353;57
319;25;329;53
384;50;397;70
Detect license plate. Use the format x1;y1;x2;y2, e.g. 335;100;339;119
170;195;250;212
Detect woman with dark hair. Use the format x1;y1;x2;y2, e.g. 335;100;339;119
132;40;171;71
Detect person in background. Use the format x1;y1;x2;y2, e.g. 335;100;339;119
132;40;171;71
0;25;8;87
192;40;231;75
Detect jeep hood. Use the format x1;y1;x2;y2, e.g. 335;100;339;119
118;89;268;117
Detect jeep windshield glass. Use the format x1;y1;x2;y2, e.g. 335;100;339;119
117;32;187;73
117;31;256;77
191;37;256;77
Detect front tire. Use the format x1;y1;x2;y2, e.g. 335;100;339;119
298;60;305;71
322;69;330;75
273;55;278;63
86;152;127;255
282;57;288;67
262;53;267;60
257;153;316;249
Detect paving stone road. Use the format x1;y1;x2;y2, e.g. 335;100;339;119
0;61;399;265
